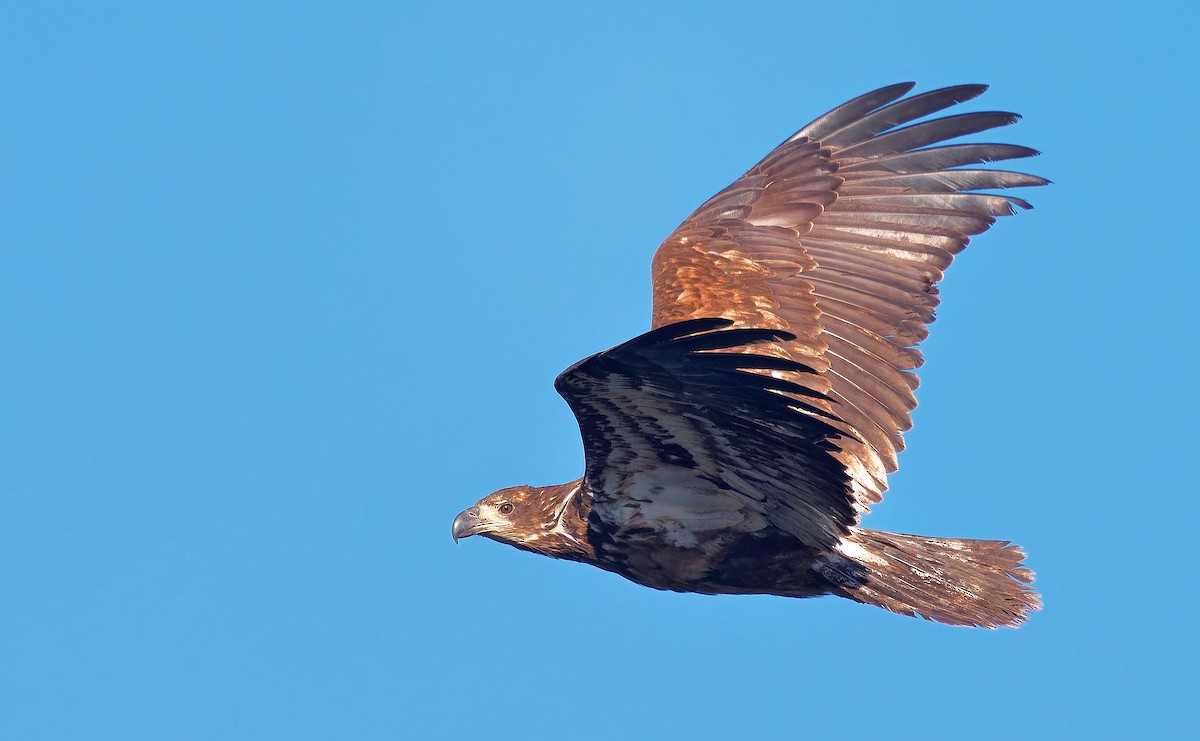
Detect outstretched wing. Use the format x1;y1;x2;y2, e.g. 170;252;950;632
554;318;855;550
651;83;1047;513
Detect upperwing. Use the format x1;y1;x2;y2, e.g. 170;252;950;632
650;83;1046;512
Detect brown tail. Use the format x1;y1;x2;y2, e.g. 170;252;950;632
816;528;1040;628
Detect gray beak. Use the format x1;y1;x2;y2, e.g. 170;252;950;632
451;506;482;544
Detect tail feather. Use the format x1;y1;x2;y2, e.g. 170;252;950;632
816;528;1040;628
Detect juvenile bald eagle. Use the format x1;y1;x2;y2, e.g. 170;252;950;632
452;83;1043;627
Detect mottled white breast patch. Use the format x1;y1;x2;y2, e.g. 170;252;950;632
595;466;767;552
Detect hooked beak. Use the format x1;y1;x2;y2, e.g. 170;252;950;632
452;506;485;543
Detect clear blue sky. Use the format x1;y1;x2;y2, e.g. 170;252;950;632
3;2;1196;739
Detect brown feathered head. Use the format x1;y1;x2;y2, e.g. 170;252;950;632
451;482;590;559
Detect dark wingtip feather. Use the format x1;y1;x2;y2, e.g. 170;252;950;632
929;83;988;99
835;110;1025;160
793;82;918;142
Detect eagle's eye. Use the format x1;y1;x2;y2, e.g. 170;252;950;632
498;502;514;515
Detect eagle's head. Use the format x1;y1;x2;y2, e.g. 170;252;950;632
451;482;591;558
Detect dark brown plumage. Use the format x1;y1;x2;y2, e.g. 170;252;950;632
452;83;1043;628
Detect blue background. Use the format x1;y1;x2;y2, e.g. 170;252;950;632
3;2;1196;739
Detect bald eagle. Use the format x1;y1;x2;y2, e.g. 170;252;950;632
452;83;1043;628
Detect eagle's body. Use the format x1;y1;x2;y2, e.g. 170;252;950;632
453;83;1043;628
480;478;830;598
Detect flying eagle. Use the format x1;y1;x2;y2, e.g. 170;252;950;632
452;83;1044;628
